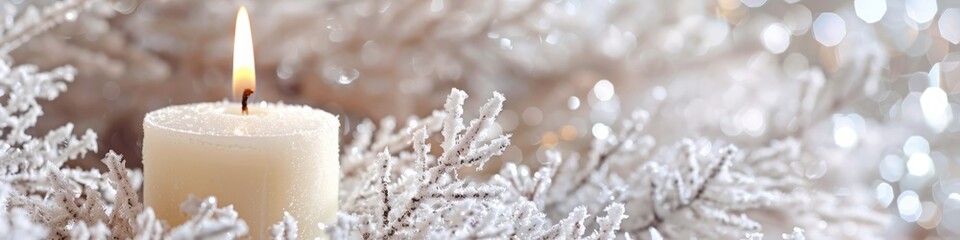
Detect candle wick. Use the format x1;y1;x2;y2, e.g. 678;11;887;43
242;88;254;115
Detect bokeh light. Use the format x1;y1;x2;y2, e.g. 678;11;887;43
906;153;933;177
941;9;960;44
877;182;894;207
920;87;953;132
905;0;938;24
762;24;791;54
568;96;581;110
813;13;846;46
899;191;922;222
593;80;615;101
854;0;886;23
880;154;905;182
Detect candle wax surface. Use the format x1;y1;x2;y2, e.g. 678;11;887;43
145;101;334;136
143;101;339;239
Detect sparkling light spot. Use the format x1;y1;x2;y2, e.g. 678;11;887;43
813;13;846;47
430;0;444;12
903;136;930;156
649;226;664;240
784;5;812;34
593;80;615;101
545;32;560;44
833;115;861;148
324;66;360;85
930;63;941;88
500;38;513;50
834;126;857;148
64;11;78;22
907;153;934;176
920;87;953;131
898;191;922;222
652;86;667;101
762;24;791;53
276;63;295;80
328;28;347;43
855;0;887;23
592;123;610;139
941;9;960;44
906;0;938;24
880;155;905;182
567;96;581;110
600;26;634;58
876;182;894;207
921;88;948;114
918;201;941;229
950;193;960;202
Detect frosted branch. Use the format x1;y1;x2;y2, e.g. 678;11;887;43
269;212;298;240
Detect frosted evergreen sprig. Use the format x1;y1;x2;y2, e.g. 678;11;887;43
341;111;444;179
0;1;102;207
165;195;249;239
0;183;48;239
102;151;142;237
0;0;101;54
0;4;156;237
132;208;163;240
268;211;298;240
331;88;631;239
381;89;509;237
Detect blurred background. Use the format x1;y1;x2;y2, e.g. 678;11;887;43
10;0;960;238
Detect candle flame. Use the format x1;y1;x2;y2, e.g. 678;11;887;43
232;6;255;100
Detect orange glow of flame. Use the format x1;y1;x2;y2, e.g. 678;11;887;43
232;6;255;100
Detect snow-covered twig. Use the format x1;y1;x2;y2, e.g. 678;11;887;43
0;0;102;54
166;196;249;239
269;212;298;240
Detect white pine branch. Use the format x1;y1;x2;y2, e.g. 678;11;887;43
269;212;298;240
167;195;249;239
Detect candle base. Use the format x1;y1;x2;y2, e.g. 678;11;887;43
143;102;339;238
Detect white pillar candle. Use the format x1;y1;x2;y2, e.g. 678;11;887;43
143;102;339;238
143;6;338;238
